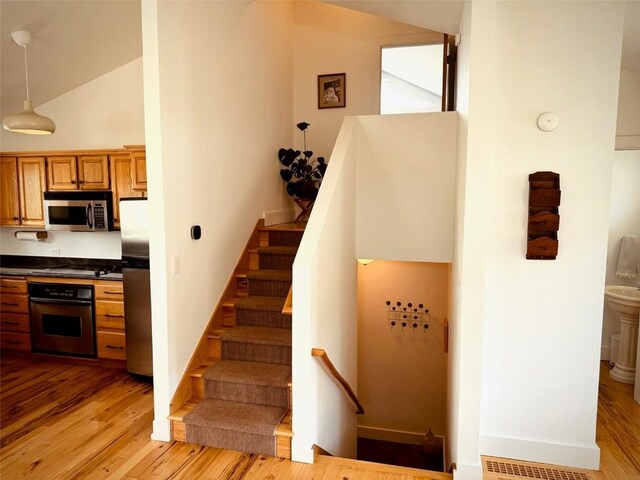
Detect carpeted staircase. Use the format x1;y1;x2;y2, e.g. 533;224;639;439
181;226;302;456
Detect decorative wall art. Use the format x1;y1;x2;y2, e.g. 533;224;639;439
318;73;346;109
526;171;561;260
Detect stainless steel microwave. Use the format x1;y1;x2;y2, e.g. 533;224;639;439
44;191;113;232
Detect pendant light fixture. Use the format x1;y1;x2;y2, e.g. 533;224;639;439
2;31;56;135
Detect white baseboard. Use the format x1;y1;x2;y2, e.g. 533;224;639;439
151;418;172;442
601;345;610;361
263;209;296;226
357;425;428;446
453;462;483;480
480;434;600;470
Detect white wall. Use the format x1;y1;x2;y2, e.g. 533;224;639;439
469;1;625;471
0;57;145;151
293;1;441;161
601;150;640;359
0;57;145;259
142;0;294;440
356;112;457;263
0;229;121;259
293;117;358;462
357;260;448;441
615;69;640;150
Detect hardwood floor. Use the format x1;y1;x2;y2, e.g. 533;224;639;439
1;355;638;479
593;361;640;480
0;354;448;479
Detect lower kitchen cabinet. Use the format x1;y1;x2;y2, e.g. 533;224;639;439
95;280;126;361
97;331;126;360
0;277;31;351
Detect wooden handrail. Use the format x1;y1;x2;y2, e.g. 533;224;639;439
311;348;365;415
282;286;292;315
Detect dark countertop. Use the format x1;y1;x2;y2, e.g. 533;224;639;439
0;255;123;281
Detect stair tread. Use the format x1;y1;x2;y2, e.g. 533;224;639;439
204;359;291;387
235;295;287;311
221;325;291;347
257;246;298;256
260;223;305;232
246;269;292;282
183;399;287;435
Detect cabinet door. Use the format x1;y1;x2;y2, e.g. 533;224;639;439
131;150;147;191
109;154;143;228
47;156;78;190
0;157;20;226
18;157;47;226
78;155;109;190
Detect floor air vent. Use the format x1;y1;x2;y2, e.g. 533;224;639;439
483;457;592;480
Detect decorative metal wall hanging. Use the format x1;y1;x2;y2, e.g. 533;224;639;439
385;300;430;332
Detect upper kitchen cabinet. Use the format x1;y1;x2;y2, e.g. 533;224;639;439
125;146;147;191
0;155;46;227
0;157;20;226
17;157;46;226
46;154;109;191
110;153;144;228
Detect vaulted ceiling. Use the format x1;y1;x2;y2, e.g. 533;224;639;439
0;0;638;122
0;0;141;117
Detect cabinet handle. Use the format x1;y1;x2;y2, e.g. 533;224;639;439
78;180;84;184
2;321;20;325
1;302;18;306
104;314;124;318
103;291;121;295
105;344;124;350
71;180;77;184
2;285;19;289
12;217;18;221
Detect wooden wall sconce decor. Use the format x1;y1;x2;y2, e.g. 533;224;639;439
527;171;560;260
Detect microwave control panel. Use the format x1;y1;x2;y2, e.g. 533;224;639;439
94;202;106;230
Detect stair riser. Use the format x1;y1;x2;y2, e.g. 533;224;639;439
222;341;291;365
259;254;295;270
248;279;291;297
266;231;303;247
205;381;289;408
235;309;291;329
186;425;276;457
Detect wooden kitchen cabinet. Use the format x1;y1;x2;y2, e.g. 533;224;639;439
0;156;20;226
0;156;46;227
125;146;147;192
109;153;144;228
0;277;31;351
78;155;109;190
17;157;47;226
46;155;77;190
95;280;126;361
46;154;109;191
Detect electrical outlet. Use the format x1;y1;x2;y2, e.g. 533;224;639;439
172;255;180;275
51;248;61;256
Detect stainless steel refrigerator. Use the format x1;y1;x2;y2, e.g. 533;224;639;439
120;198;153;377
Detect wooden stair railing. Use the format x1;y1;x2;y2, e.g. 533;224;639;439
311;348;365;415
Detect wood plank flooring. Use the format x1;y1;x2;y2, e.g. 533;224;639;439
0;354;448;479
1;354;638;479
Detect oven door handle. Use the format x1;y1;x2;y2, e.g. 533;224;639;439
30;298;93;307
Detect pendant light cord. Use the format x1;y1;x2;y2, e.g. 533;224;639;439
23;45;30;101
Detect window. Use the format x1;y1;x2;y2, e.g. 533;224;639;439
380;44;444;115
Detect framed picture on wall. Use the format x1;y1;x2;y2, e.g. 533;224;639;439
318;73;346;109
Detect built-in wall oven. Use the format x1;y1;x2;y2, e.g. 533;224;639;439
29;283;96;358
